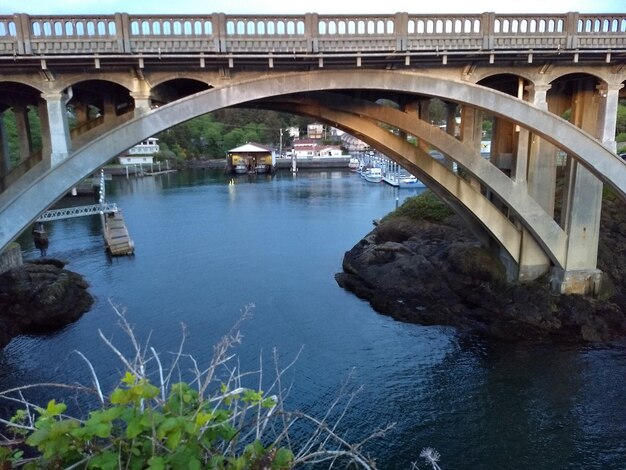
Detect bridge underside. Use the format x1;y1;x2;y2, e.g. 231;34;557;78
1;68;625;295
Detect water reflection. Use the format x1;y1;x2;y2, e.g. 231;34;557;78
5;169;626;469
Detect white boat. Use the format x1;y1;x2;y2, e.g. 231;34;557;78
234;163;248;174
382;170;425;188
255;163;269;174
348;157;360;171
363;167;383;183
398;175;425;188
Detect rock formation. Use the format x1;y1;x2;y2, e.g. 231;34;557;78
0;259;94;348
336;192;626;343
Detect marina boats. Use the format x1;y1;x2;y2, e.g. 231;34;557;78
382;171;425;188
348;157;360;171
363;167;383;183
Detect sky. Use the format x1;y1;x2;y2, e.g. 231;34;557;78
0;0;623;15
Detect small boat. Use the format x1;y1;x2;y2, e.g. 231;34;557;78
255;163;269;174
234;163;248;174
398;174;425;188
348;157;360;171
363;167;383;183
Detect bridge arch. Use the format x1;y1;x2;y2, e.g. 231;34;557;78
471;69;538;86
52;73;135;94
2;70;625;282
265;94;564;267
149;78;211;107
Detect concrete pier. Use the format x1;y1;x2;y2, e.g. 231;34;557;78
0;243;22;274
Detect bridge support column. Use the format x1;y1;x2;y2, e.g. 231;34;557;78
597;83;624;153
460;105;483;191
416;99;432;153
551;81;603;295
443;101;457;170
491;117;514;174
103;95;118;123
515;83;555;281
14;105;33;163
73;101;89;124
130;90;152;115
42;92;71;166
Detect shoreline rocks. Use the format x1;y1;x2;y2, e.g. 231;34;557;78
0;259;94;349
335;196;626;343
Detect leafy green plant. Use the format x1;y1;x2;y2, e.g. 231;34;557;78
0;303;395;469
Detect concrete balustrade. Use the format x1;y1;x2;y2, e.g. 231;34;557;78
0;12;624;58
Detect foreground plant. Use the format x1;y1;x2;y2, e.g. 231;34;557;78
0;302;396;468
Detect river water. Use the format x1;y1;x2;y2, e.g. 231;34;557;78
3;168;626;468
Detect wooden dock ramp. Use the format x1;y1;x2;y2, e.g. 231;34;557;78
104;211;134;255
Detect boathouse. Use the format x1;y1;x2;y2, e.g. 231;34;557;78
226;143;275;174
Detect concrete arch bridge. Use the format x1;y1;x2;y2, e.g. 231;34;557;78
0;12;625;295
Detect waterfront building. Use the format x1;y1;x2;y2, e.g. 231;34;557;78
226;142;275;174
118;137;159;165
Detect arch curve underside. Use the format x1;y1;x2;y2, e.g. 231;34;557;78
1;70;625;286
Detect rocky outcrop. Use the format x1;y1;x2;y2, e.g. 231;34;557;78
0;259;94;348
335;196;626;343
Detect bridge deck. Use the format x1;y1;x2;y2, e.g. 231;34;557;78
0;12;624;70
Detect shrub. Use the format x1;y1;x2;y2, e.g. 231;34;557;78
381;191;454;224
0;303;396;469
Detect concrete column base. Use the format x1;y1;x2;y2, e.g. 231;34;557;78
518;263;550;282
0;242;22;274
551;267;603;296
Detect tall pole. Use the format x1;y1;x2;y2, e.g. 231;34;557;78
99;169;106;230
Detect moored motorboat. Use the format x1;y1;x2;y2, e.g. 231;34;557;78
348;157;360;171
234;163;248;174
363;167;383;183
398;175;425;188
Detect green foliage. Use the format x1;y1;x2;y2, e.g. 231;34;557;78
382;190;454;224
616;99;626;136
0;304;387;469
156;109;311;160
602;184;619;202
481;119;492;139
1;106;42;167
2;374;292;469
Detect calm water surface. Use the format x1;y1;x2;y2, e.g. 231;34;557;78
4;169;626;468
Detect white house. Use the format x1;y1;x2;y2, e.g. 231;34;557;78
118;137;160;165
317;146;343;157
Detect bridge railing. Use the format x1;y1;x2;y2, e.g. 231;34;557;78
576;14;626;49
218;14;309;53
0;12;624;56
124;14;221;53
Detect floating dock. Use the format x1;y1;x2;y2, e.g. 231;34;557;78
103;211;134;256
